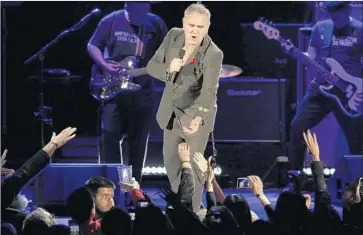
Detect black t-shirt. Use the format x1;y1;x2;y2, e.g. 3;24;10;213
310;18;363;84
89;10;168;95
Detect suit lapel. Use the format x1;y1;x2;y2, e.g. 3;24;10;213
169;31;185;63
173;34;212;89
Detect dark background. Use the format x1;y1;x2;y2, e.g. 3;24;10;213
1;1;314;166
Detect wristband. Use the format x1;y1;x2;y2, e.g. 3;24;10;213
50;142;58;149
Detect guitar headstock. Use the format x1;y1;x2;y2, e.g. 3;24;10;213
253;18;280;41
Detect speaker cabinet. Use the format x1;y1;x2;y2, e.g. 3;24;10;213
150;78;288;143
213;77;287;142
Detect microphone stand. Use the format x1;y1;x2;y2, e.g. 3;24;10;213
24;11;99;147
210;132;217;169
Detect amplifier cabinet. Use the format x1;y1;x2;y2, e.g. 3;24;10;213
213;77;287;142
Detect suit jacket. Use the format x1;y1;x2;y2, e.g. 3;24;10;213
147;28;223;132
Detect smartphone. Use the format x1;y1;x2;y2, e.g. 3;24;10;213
137;201;150;208
236;177;252;189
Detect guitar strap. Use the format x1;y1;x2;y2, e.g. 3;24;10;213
324;24;334;58
135;25;146;60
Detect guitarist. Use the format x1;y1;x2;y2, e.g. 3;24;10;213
87;2;167;184
285;1;363;171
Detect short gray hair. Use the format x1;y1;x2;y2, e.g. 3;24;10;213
184;3;211;21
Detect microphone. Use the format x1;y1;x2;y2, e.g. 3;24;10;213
167;49;185;82
71;8;101;31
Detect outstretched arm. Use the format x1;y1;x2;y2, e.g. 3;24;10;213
1;127;76;210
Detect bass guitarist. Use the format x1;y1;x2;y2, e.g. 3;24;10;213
87;2;167;183
285;1;363;171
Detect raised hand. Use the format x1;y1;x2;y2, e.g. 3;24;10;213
168;58;183;73
193;152;208;176
206;156;215;183
354;177;362;203
1;167;15;176
119;177;140;192
177;143;190;162
50;127;77;149
182;116;202;135
247;175;264;196
303;129;320;161
1;149;15;176
304;193;311;209
1;149;8;167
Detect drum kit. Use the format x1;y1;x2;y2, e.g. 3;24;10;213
219;64;243;78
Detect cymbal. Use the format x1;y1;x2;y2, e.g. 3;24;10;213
219;64;242;78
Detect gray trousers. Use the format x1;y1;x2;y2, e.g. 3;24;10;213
163;117;210;213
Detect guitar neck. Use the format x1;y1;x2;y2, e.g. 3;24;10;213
277;36;340;86
128;67;148;77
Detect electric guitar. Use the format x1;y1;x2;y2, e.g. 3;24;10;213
90;56;148;101
253;19;362;118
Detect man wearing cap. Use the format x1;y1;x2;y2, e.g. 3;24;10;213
87;2;168;184
288;1;363;171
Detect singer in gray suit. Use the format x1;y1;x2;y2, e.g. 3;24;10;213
147;3;223;213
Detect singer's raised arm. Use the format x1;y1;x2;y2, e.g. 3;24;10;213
147;28;174;82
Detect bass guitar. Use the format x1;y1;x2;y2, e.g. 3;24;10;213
253;19;362;118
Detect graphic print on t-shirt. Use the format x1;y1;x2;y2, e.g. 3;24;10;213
332;35;358;47
114;31;152;44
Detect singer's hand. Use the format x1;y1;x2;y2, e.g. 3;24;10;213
182;116;202;135
169;58;183;73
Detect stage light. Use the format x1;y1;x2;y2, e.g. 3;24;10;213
303;167;312;175
323;168;331;176
142;166;167;175
156;167;164;174
142;166;223;176
214;166;222;175
150;167;157;174
142;167;151;174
